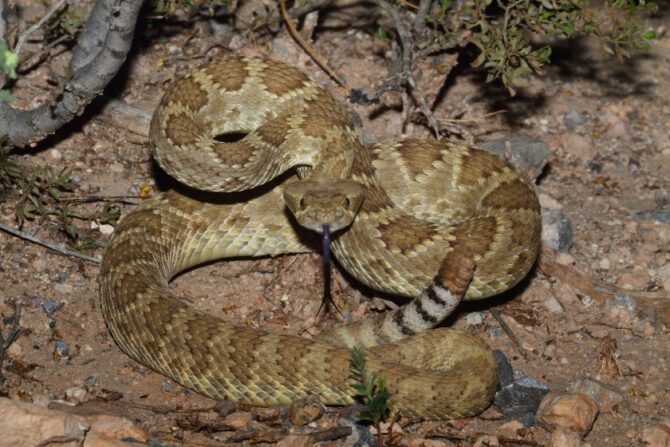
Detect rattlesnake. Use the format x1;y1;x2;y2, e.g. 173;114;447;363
100;56;541;419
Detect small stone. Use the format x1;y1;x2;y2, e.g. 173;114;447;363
543;295;565;313
85;375;98;387
613;292;636;311
49;149;62;160
488;326;503;338
618;270;650;290
551;427;590;447
497;420;525;438
553;283;579;305
641;423;670;447
160;381;172;392
657;264;670;292
85;414;147;446
53;283;73;294
560;133;596;162
98;224;115;236
41;300;61;317
494;374;550;423
493;350;514;387
480;134;551;179
289;397;324;425
54;340;70;357
338;416;376;447
57;272;69;282
568;378;625;410
222;412;253;430
466;312;485;326
598;257;611;270
555;252;576;265
563;110;584;131
536;392;599;435
31;258;47;272
65;386;88;403
542;210;573;252
538;193;562;210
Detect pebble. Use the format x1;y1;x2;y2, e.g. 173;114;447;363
54;340;70;358
657;264;670;292
160;381;173;392
49;149;62;160
536;392;599;435
553;283;579;305
289;397;324;425
560;133;596;162
613;291;636;311
567;378;625;409
538;193;563;210
494;374;550;423
0;398;146;446
543;295;565;313
41;300;61;316
65;386;88;403
53;283;73;294
465;312;485;326
598;257;611;270
337;416;376;447
641;422;670;447
551;427;591;447
542;210;574;252
480;134;551;179
563;110;584;130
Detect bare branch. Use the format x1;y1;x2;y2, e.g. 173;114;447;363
0;221;101;263
13;0;67;58
0;0;144;148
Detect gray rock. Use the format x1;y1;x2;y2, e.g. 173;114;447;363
338;416;377;447
542;209;573;252
613;291;636;311
494;373;550;425
494;350;514;387
636;210;670;222
54;340;70;357
563;110;584;130
41;300;61;317
480;134;551;180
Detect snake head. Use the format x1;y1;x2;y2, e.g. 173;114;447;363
283;180;365;233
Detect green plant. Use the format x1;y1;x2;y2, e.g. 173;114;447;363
350;347;391;426
424;0;657;95
0;150;120;250
0;43;18;102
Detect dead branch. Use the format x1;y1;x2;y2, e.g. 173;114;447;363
0;0;143;147
0;221;100;263
539;248;670;326
0;300;21;383
279;0;348;88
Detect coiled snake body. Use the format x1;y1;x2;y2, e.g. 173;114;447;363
100;57;541;419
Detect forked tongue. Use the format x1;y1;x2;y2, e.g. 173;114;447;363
318;224;337;316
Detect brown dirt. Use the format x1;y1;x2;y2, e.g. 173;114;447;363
0;2;668;446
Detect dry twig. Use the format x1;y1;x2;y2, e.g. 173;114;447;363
0;221;100;263
278;0;349;88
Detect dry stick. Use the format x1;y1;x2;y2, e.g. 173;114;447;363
0;300;21;383
489;307;529;359
0;221;100;264
371;0;441;137
14;0;68;58
278;0;349;89
538;248;670;326
413;0;432;36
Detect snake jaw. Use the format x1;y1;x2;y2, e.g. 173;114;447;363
283;180;365;233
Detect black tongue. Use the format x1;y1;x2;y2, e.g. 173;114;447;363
317;224;337;316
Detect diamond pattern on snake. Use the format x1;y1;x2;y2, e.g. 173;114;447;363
100;56;541;419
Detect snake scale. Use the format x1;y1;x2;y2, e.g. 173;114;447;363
100;56;541;420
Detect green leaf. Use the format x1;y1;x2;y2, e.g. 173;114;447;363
0;43;18;79
640;30;656;41
0;90;13;103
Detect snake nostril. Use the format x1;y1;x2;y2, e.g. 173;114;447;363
299;198;307;210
